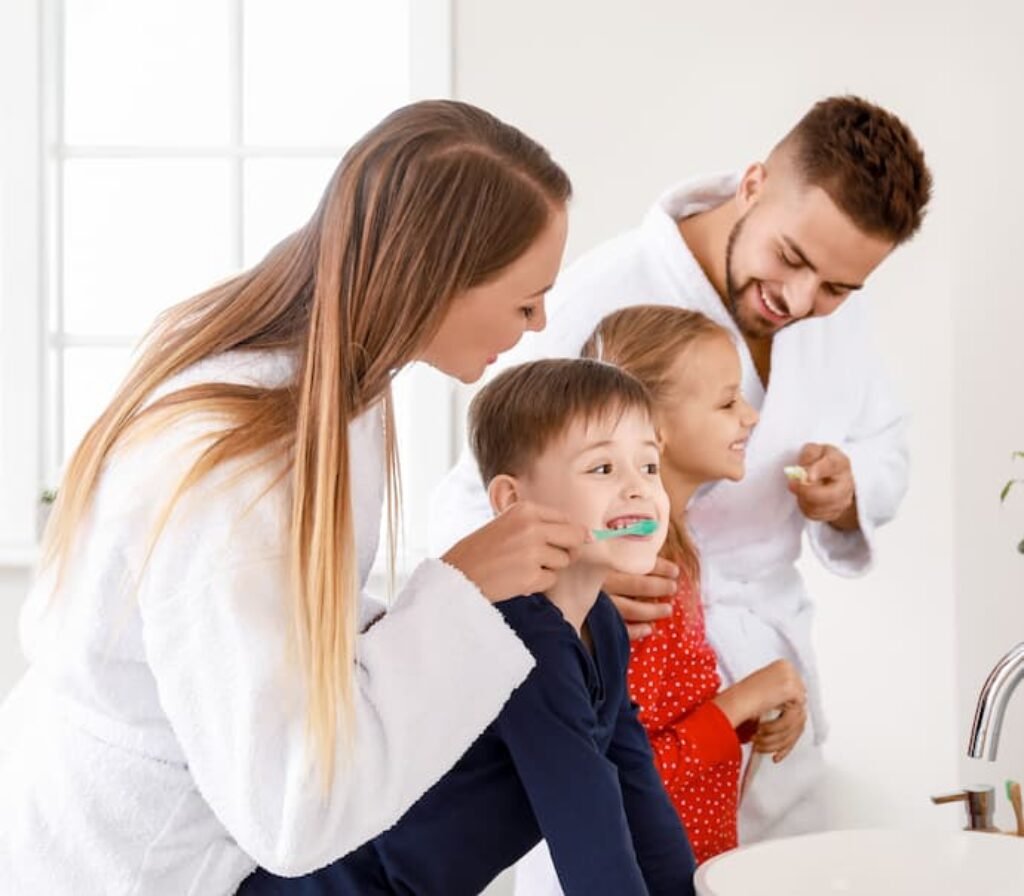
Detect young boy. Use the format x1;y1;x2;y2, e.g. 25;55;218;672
240;358;697;895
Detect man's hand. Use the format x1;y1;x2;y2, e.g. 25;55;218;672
789;443;859;531
604;557;679;640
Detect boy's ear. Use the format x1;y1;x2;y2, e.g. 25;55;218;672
487;474;521;515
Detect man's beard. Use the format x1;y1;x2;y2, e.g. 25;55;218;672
725;211;780;340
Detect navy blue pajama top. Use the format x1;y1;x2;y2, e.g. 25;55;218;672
239;592;696;895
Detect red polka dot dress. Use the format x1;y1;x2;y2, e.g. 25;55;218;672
627;575;753;865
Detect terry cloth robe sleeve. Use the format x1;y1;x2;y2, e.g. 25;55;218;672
493;631;652;895
136;412;534;877
805;303;909;577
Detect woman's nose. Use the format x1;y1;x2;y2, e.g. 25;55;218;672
527;301;547;333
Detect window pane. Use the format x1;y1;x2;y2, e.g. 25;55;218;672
243;0;410;146
64;0;232;146
61;346;133;462
242;158;339;266
63;159;235;336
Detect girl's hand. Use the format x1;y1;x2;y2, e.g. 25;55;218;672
441;500;591;603
604;557;680;640
713;659;806;727
752;700;807;762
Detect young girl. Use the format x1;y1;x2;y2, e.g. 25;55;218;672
582;305;808;864
0;101;591;895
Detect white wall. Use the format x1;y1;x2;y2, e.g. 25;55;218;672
4;2;1024;891
453;2;1024;876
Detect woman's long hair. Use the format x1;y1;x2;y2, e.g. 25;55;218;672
581;305;727;592
43;100;571;785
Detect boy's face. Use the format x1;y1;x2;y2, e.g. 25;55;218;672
504;406;670;576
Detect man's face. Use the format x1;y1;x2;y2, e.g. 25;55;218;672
725;170;895;341
515;407;670;576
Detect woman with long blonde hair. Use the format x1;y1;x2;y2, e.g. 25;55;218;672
0;100;586;895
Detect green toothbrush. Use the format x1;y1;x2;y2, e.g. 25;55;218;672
592;519;659;540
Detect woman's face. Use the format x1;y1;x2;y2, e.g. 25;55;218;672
420;205;568;383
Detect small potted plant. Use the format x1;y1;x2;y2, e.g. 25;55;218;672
1000;452;1024;554
38;488;58;541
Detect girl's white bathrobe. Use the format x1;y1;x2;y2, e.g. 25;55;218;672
430;172;909;856
0;350;534;895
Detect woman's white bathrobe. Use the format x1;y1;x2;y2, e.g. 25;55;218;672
0;350;534;895
429;173;909;864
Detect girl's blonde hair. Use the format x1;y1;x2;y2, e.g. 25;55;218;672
581;305;728;590
43;100;571;786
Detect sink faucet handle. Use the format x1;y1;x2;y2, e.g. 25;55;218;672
931;790;969;805
931;785;997;831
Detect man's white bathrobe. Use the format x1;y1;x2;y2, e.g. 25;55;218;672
0;350;535;895
429;173;909;873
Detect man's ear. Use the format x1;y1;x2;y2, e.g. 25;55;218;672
736;161;766;212
487;474;521;515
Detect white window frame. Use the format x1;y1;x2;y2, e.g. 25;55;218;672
0;0;454;569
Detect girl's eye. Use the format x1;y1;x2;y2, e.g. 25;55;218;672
589;463;612;475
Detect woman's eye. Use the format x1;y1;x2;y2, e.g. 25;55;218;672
779;251;799;268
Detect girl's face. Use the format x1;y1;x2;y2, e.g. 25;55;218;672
657;334;759;487
420;206;568;384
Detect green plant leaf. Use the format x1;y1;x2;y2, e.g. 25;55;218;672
1001;479;1020;503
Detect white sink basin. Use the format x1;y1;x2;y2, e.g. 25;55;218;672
695;828;1024;895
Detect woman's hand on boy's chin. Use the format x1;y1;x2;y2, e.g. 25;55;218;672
604;557;679;640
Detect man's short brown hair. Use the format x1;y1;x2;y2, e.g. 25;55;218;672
469;358;653;486
778;95;932;244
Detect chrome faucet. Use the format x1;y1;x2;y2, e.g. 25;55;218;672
967;642;1024;761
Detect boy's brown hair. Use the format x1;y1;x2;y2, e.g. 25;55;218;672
469;358;653;486
776;95;932;244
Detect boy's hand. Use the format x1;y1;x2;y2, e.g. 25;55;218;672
604;557;679;640
752;700;807;763
789;443;859;531
442;500;591;602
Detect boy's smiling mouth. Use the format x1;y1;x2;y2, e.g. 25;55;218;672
603;513;655;531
